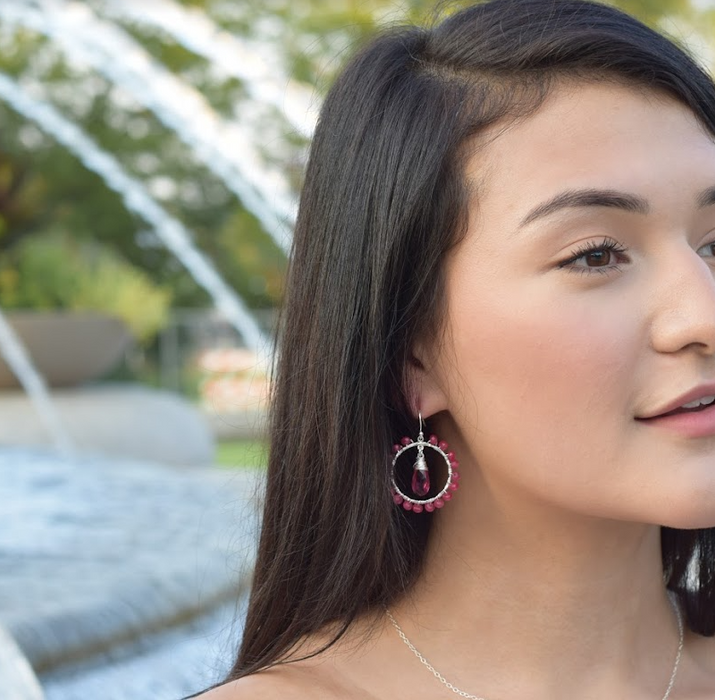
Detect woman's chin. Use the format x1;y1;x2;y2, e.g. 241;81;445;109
659;506;715;530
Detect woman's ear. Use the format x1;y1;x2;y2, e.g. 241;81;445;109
405;340;449;419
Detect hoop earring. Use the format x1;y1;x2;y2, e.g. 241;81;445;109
390;413;459;513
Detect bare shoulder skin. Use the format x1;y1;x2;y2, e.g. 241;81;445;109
195;664;347;700
193;616;392;700
194;652;373;700
193;667;324;700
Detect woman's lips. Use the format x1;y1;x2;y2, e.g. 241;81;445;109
636;401;715;439
638;382;715;420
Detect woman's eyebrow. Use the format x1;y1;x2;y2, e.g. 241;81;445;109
519;185;715;229
519;189;649;227
697;185;715;208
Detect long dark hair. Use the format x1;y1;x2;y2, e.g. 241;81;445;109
229;0;715;682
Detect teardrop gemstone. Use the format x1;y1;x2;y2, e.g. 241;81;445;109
411;466;430;497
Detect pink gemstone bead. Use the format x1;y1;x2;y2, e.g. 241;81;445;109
402;500;413;511
434;498;445;508
443;492;452;501
411;468;430;497
392;444;401;454
412;504;424;514
401;436;411;446
438;441;449;451
449;482;459;491
451;471;460;480
447;452;456;461
425;503;435;512
428;435;438;445
393;493;403;505
450;460;459;469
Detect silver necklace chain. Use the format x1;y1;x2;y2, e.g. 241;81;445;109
385;598;684;700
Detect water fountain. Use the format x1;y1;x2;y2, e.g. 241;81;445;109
0;0;296;252
0;0;307;696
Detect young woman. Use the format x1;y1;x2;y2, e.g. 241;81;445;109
198;0;715;697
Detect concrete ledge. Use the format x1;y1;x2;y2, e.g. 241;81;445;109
0;625;45;700
0;384;215;466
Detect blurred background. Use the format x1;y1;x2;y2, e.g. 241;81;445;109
0;1;711;699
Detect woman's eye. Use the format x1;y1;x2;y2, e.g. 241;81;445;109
697;242;715;258
558;238;628;274
576;249;613;267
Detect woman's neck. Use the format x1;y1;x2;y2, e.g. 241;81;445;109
390;499;679;700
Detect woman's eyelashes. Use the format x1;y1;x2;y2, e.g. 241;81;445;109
557;237;629;275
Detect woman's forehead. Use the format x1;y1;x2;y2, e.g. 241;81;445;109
462;82;715;224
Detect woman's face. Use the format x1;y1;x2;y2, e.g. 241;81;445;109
427;81;715;528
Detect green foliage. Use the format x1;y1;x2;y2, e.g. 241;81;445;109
215;439;268;469
608;0;693;26
0;231;172;342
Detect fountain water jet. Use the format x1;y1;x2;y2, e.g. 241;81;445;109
0;0;295;253
0;72;268;355
99;0;318;138
0;313;74;457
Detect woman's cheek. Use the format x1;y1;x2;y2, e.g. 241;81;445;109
445;282;639;492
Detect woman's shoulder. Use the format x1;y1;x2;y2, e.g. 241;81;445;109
193;660;349;700
192;674;302;700
195;615;387;699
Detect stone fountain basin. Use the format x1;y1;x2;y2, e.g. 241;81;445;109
0;311;132;389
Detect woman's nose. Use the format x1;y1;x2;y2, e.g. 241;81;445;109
649;247;715;357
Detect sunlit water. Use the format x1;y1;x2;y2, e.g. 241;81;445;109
0;447;258;699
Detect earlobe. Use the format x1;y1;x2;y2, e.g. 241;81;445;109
405;350;449;420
